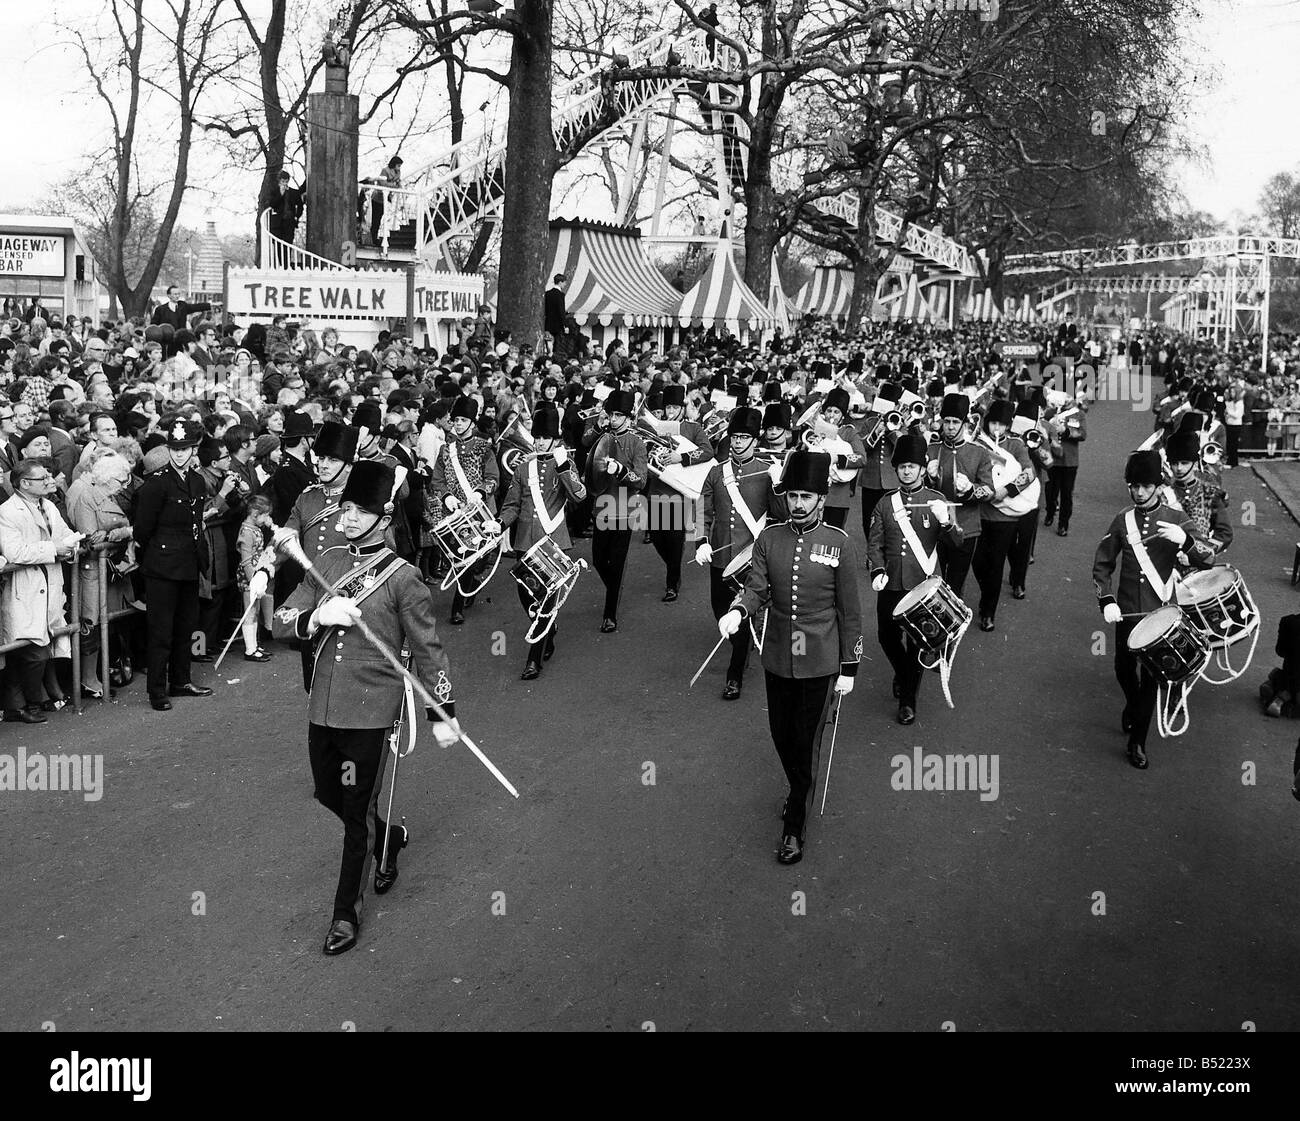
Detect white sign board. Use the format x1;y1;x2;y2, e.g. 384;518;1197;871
225;268;484;322
0;234;64;276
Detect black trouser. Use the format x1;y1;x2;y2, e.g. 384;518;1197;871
973;520;1018;621
709;565;751;682
764;671;835;840
861;487;889;538
307;723;402;926
938;534;978;598
1008;508;1039;590
144;576;200;698
450;554;492;616
649;527;685;592
876;589;923;707
1225;425;1241;467
1045;466;1078;528
370;194;385;244
1115;619;1158;747
591;527;631;620
3;644;49;711
515;581;557;665
824;505;848;530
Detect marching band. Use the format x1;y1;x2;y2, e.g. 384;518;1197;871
255;330;1272;900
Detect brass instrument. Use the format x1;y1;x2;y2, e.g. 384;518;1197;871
577;404;606;421
702;409;730;446
907;401;927;424
1024;428;1044;450
865;410;904;449
1201;441;1223;467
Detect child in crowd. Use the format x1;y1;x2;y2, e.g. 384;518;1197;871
236;494;275;661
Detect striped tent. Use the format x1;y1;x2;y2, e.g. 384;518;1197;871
922;282;947;323
547;219;681;327
794;266;854;323
768;267;802;333
676;240;777;334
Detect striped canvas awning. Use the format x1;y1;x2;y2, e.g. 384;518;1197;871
676;240;777;332
547;220;681;327
794;266;854;322
768;268;802;332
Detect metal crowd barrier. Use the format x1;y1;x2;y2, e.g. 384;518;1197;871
0;543;144;719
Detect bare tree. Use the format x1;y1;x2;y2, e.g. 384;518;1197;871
60;0;245;318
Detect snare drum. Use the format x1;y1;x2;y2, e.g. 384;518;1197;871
893;575;969;651
1175;565;1258;649
1127;606;1211;684
722;545;753;596
511;536;578;605
431;503;496;566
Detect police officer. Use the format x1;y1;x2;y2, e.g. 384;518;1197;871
867;432;963;725
1092;449;1216;770
720;449;862;865
132;417;214;711
270;461;460;956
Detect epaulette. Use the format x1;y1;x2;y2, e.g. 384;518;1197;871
823;522;849;538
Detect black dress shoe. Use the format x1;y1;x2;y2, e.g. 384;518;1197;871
1011;586;1026;600
599;618;618;633
1044;513;1055;527
722;679;741;700
979;617;995;632
169;683;213;697
1121;707;1132;734
543;633;556;661
322;919;358;955
4;707;46;724
1126;742;1148;770
642;531;653;544
191;653;215;664
520;661;541;681
1057;526;1069;537
777;833;803;865
150;696;173;711
892;676;900;699
897;705;916;725
662;588;678;602
243;648;272;662
374;826;408;894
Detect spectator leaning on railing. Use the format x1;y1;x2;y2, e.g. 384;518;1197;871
0;458;81;723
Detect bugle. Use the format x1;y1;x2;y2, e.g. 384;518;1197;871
865;410;904;449
1201;441;1223;466
1024;428;1044;450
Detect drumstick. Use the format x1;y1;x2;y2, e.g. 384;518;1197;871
690;633;729;687
904;500;960;507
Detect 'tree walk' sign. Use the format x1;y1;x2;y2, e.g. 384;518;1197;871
227;269;485;320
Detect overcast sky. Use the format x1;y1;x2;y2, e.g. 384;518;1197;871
0;0;1294;238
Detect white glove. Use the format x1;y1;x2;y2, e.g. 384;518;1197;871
58;533;83;556
928;499;951;525
248;569;269;598
834;674;855;696
719;609;743;638
445;494;464;512
432;719;460;749
695;543;713;566
1156;520;1188;546
483;519;502;535
925;459;939;478
1102;603;1123;625
871;573;888;592
315;596;361;630
768;461;783;485
604;459;621;475
552;445;569;467
954;471;972;494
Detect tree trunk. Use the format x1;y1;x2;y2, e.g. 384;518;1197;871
846;194;880;328
496;0;556;346
254;0;289;252
741;104;777;301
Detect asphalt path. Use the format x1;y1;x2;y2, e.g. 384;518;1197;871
4;397;1299;1031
